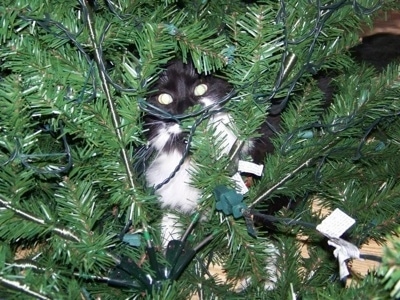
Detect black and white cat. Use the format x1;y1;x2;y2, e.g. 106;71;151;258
144;60;241;247
143;33;400;245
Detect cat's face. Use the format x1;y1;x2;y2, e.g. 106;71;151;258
144;60;232;154
146;60;231;115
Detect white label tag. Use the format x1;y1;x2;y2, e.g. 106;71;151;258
316;208;355;238
231;172;249;195
238;160;264;176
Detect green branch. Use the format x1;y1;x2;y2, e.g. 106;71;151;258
80;0;140;224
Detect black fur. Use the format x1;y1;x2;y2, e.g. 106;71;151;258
351;33;400;70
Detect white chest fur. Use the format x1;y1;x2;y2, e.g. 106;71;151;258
145;94;239;245
145;149;200;213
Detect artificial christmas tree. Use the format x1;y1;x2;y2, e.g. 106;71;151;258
0;0;399;299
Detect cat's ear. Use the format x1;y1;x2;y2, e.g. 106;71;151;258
185;60;197;77
158;69;170;84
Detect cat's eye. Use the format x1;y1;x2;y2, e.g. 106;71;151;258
158;93;173;105
194;84;208;96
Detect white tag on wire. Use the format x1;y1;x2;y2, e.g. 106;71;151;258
316;208;355;238
317;208;359;280
238;160;264;176
327;237;361;280
231;172;249;195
